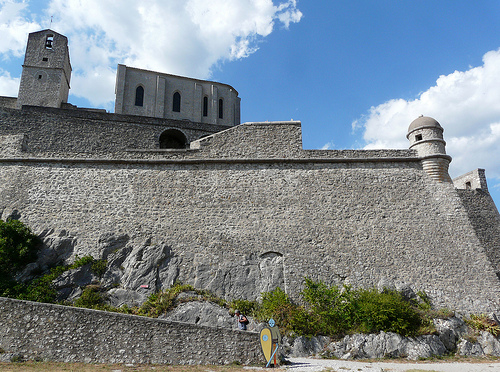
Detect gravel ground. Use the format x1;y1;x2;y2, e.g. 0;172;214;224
282;357;500;372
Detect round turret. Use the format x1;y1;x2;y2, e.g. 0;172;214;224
407;116;452;183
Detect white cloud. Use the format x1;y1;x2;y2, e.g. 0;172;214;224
0;0;40;58
321;141;334;150
0;0;301;106
355;49;500;180
0;69;19;96
39;0;302;107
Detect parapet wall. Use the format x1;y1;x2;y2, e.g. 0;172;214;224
0;106;230;154
0;297;262;364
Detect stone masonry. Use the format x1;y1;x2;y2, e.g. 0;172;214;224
0;112;499;314
0;297;262;364
1;29;500;365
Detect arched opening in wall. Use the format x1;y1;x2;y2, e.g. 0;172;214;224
159;129;188;149
135;86;144;107
259;251;285;294
173;92;181;112
45;34;54;49
203;96;208;117
218;98;223;119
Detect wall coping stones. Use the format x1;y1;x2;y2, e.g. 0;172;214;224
0;156;422;166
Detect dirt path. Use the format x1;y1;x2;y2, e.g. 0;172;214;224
283;357;500;372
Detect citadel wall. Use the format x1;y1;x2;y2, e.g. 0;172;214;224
0;106;231;153
1;117;500;314
0;297;262;364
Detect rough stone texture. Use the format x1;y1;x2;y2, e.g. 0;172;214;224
457;339;485;357
456;188;500;277
320;332;447;360
457;332;500;357
1;118;500;314
433;317;468;351
0;106;230;153
285;336;331;358
17;30;71;109
0;297;263;364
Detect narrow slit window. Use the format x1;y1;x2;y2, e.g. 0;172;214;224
203;96;208;117
218;98;223;119
135;86;144;107
173;92;181;112
465;182;471;190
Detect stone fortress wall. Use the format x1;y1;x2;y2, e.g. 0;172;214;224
1;30;500;366
1;111;500;314
0;297;262;364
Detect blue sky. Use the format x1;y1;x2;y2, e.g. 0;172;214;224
1;0;500;207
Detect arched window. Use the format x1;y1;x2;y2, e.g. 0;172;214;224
203;96;208;117
173;92;181;112
159;129;187;149
45;35;54;49
218;98;223;119
135;86;144;107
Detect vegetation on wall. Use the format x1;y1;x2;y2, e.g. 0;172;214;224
4;218;496;341
0;218;40;297
253;279;426;337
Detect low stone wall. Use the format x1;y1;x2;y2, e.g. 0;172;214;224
0;297;263;365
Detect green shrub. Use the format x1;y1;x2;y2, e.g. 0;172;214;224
256;279;425;338
0;219;40;275
229;298;259;316
137;283;201;317
74;285;106;308
301;278;356;335
352;288;421;336
0;219;40;295
91;259;107;278
15;255;96;303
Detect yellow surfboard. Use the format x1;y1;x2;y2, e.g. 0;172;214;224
260;327;273;362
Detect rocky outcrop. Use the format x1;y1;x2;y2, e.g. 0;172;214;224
283;316;500;360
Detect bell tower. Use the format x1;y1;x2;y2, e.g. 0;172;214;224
16;29;72;109
407;116;452;183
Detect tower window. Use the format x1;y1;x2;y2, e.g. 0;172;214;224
203;96;208;117
135;86;144;106
38;75;42;80
45;35;54;49
415;134;423;141
173;92;181;112
465;182;471;190
42;57;48;62
218;98;223;119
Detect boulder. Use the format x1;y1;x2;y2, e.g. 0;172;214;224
433;317;468;351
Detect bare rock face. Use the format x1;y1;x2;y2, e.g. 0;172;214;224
456;332;500;357
316;332;449;360
433;317;468;351
284;335;331;358
15;228;77;283
161;301;235;329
